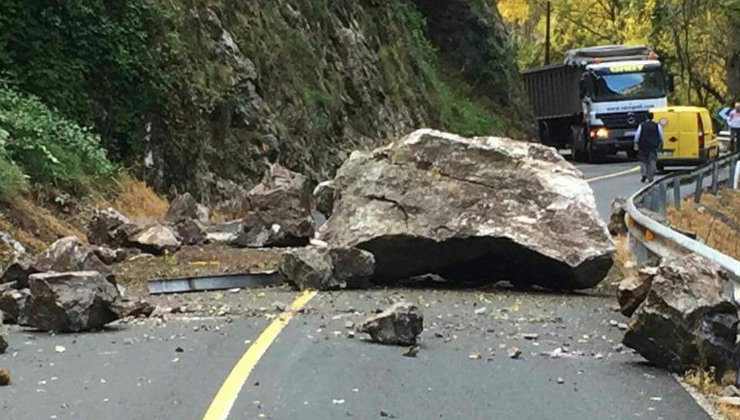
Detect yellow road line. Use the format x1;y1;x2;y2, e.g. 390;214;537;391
586;166;639;182
203;290;318;420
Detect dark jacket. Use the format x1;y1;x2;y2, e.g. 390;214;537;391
637;121;662;152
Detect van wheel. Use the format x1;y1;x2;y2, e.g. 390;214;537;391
626;148;638;160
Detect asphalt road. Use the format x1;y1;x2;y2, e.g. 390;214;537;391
0;154;710;420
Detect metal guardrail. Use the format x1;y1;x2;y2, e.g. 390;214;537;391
624;152;740;298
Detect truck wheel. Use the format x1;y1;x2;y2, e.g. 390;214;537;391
570;126;587;161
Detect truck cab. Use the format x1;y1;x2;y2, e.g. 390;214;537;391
580;60;668;158
522;45;671;162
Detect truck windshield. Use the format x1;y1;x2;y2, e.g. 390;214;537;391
591;70;666;102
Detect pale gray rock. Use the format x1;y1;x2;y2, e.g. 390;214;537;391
279;246;374;290
623;255;739;376
319;129;614;290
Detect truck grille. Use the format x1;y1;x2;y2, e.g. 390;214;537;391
596;111;650;129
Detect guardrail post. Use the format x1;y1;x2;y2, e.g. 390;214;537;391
658;182;667;217
711;161;719;194
730;156;738;188
672;177;681;210
694;172;703;203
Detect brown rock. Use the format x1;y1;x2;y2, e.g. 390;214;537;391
173;219;207;246
0;252;39;288
25;271;123;332
87;208;131;247
0;288;31;324
233;164;315;248
164;193;209;224
0;368;9;386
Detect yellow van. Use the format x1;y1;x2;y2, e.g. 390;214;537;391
651;106;719;170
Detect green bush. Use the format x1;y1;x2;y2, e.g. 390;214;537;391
0;130;27;201
0;82;112;196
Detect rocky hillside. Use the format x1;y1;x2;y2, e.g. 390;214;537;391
0;0;529;202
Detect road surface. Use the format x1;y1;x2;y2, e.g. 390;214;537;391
0;156;710;420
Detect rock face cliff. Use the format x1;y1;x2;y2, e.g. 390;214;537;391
0;0;528;201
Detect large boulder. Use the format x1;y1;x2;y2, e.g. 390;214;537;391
279;246;374;290
359;302;424;345
87;208;131;247
164;193;209;224
34;236;108;274
25;271;122;332
127;225;181;255
1;252;39;288
319;129;614;289
622;255;739;376
234;164;315;248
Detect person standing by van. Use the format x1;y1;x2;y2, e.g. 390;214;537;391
723;102;740;153
633;112;664;183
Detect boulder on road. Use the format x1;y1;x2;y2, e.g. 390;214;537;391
359;302;423;345
164;193;209;224
173;219;207;246
623;255;739;376
25;271;123;332
608;197;628;236
87;208;131;247
1;252;39;288
319;129;614;290
617;266;657;317
279;246;374;290
127;225;181;255
34;236;109;274
0;334;7;354
0;288;31;324
234;164;315;248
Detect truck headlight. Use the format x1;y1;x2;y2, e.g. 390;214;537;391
589;127;609;139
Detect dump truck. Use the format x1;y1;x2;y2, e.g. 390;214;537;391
522;45;672;161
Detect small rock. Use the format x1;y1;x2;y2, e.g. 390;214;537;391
474;307;487;315
508;347;522;359
272;301;287;312
594;353;604;360
344;321;354;329
175;346;184;353
54;345;65;353
523;333;539;340
617;323;628;331
403;345;420;358
469;352;482;360
557;377;564;384
359;302;423;346
609;320;618;326
0;335;7;354
0;368;9;386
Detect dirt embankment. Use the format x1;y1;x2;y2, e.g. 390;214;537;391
0;178;168;267
668;187;740;260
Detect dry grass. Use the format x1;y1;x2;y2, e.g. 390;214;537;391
0;176;169;255
684;368;725;395
0;196;85;254
92;177;168;219
719;401;740;420
667;187;740;259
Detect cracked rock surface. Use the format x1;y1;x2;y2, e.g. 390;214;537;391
319;129;614;290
